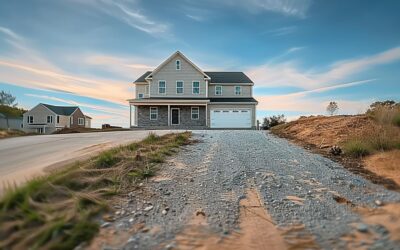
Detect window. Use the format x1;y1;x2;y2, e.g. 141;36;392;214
191;107;199;120
138;93;144;99
176;81;184;94
150;107;158;120
158;81;166;94
27;115;33;124
70;116;73;125
57;115;60;124
78;118;84;125
235;86;242;95
215;85;222;95
176;60;181;70
192;81;200;94
47;115;53;123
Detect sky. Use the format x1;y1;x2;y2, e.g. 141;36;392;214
0;0;399;127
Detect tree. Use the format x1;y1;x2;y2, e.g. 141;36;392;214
326;101;339;116
0;91;17;107
262;114;286;129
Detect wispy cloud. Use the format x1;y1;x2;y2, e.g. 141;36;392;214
75;0;170;37
262;26;297;37
218;0;312;18
247;46;400;90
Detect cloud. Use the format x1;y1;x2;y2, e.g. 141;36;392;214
262;26;297;36
0;26;23;41
247;46;400;90
74;0;170;36
218;0;312;18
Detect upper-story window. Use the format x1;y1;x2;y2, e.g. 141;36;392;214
70;116;73;125
176;60;181;70
192;81;200;94
138;93;144;99
27;115;34;124
176;81;184;94
57;115;60;124
215;85;222;95
158;81;166;94
47;115;53;123
235;86;242;95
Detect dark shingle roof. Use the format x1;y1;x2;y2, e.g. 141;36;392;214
204;72;253;84
42;104;78;116
209;98;258;103
133;71;253;84
134;71;152;83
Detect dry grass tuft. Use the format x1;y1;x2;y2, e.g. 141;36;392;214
0;132;192;249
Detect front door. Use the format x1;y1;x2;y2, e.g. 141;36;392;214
171;108;180;125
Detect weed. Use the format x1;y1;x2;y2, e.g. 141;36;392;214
343;139;372;157
95;151;120;168
143;132;160;144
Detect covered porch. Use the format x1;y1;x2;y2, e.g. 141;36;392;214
128;99;209;128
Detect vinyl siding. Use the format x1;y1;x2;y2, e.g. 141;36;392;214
135;84;149;98
150;54;206;98
23;104;56;128
208;85;252;98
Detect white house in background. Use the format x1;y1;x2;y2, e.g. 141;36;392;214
23;103;92;134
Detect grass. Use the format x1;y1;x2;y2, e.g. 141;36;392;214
343;105;400;157
0;132;192;249
0;128;28;139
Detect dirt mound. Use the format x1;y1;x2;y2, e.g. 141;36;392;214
272;115;374;148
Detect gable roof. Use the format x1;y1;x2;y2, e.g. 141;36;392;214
41;103;79;116
145;51;211;81
134;71;152;83
204;72;253;84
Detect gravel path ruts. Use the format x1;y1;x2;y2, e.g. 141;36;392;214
102;131;400;250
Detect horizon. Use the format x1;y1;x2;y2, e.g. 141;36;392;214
1;0;400;127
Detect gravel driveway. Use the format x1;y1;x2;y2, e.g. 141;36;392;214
95;130;400;250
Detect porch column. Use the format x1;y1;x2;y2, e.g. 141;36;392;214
205;104;208;127
167;105;170;126
129;104;132;128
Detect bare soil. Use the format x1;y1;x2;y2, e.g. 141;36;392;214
271;115;400;191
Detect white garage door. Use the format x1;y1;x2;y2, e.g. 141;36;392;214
210;109;252;128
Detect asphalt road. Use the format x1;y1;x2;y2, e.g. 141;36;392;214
0;130;178;190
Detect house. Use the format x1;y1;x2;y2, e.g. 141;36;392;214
0;112;23;131
23;103;92;134
128;51;258;129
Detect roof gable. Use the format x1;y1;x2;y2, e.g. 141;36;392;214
145;51;210;81
41;103;79;116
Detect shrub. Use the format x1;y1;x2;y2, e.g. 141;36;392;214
262;114;286;130
343;139;372;157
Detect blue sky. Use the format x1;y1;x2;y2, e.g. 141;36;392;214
0;0;399;127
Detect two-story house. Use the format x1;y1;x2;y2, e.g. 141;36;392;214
128;51;258;129
23;103;92;134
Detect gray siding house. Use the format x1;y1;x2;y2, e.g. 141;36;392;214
129;51;258;129
23;103;92;134
0;113;23;130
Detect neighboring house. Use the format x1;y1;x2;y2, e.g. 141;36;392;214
0;112;23;130
129;51;258;129
23;103;91;134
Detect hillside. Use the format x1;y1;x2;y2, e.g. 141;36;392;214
271;115;400;190
0;105;26;118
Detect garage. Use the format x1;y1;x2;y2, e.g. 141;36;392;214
210;109;252;128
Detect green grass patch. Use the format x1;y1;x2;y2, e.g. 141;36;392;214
0;132;192;249
343;139;372;157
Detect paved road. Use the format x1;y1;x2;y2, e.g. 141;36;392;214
96;130;400;249
0;130;178;190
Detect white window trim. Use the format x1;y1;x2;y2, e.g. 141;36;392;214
28;115;34;124
138;93;144;99
158;80;166;95
47;115;53;124
215;85;222;96
192;81;200;95
171;108;180;125
70;116;73;125
150;107;158;120
235;86;242;95
78;118;84;125
56;115;60;124
191;107;199;120
176;80;184;94
176;60;181;70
